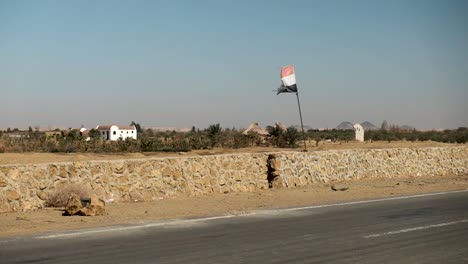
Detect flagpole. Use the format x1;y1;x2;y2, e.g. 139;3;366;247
295;91;307;151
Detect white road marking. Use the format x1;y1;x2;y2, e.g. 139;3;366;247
36;215;236;239
35;189;468;239
364;219;468;238
264;189;468;213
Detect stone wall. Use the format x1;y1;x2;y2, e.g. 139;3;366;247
0;147;466;212
276;147;467;188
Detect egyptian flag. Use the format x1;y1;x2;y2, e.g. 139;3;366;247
277;64;298;94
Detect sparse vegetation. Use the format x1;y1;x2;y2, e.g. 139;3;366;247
307;129;354;143
307;127;468;144
365;127;468;143
0;124;465;153
46;184;91;208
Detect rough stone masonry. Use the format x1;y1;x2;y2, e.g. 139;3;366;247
0;146;467;212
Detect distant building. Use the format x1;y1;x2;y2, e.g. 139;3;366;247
242;122;269;143
243;122;269;137
96;125;137;141
353;123;364;142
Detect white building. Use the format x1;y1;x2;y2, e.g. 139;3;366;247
96;125;137;141
353;123;364;142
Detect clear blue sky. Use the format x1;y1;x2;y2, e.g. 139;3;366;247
1;0;467;130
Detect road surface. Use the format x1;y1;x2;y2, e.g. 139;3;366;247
1;190;468;263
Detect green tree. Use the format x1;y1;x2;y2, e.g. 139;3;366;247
130;121;143;134
66;129;82;141
282;127;300;147
207;123;222;148
88;129;101;140
266;125;285;147
144;128;154;137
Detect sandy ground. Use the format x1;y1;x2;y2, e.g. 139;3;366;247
0;141;457;165
1;174;467;238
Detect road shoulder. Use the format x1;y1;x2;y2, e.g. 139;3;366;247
1;174;467;238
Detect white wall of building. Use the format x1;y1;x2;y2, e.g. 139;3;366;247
97;125;137;141
109;125;137;141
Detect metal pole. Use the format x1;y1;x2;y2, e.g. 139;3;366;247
295;91;307;151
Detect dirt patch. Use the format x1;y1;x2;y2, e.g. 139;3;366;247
0;141;458;165
1;174;467;238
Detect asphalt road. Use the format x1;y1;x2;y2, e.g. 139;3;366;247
1;190;468;264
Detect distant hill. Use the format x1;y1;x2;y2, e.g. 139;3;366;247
360;121;378;131
149;127;191;132
336;122;354;130
336;121;379;130
292;125;312;131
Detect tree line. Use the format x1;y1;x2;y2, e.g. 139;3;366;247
0;123;300;153
0;123;466;153
306;127;468;144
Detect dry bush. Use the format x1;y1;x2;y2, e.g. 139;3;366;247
46;184;91;207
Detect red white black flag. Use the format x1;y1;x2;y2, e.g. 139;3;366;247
277;64;298;94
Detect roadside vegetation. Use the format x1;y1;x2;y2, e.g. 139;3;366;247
46;184;91;208
0;123;466;153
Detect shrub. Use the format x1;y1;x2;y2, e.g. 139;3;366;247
46;184;91;207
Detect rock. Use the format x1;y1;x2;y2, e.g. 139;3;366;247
0;167;10;176
63;194;106;216
21;201;34;211
82;194;107;216
6;190;21;201
36;190;49;200
58;166;68;178
39;182;48;190
172;169;183;180
48;164;59;176
0;177;8;187
129;192;144;203
270;177;284;188
8;168;19;180
119;176;129;184
112;162;125;174
161;166;172;177
331;184;349;191
34;166;48;180
63;194;83;216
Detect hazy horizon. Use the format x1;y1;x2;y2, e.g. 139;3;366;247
0;120;462;132
2;0;467;130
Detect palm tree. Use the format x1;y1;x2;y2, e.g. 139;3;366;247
207;123;222;148
266;125;284;147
